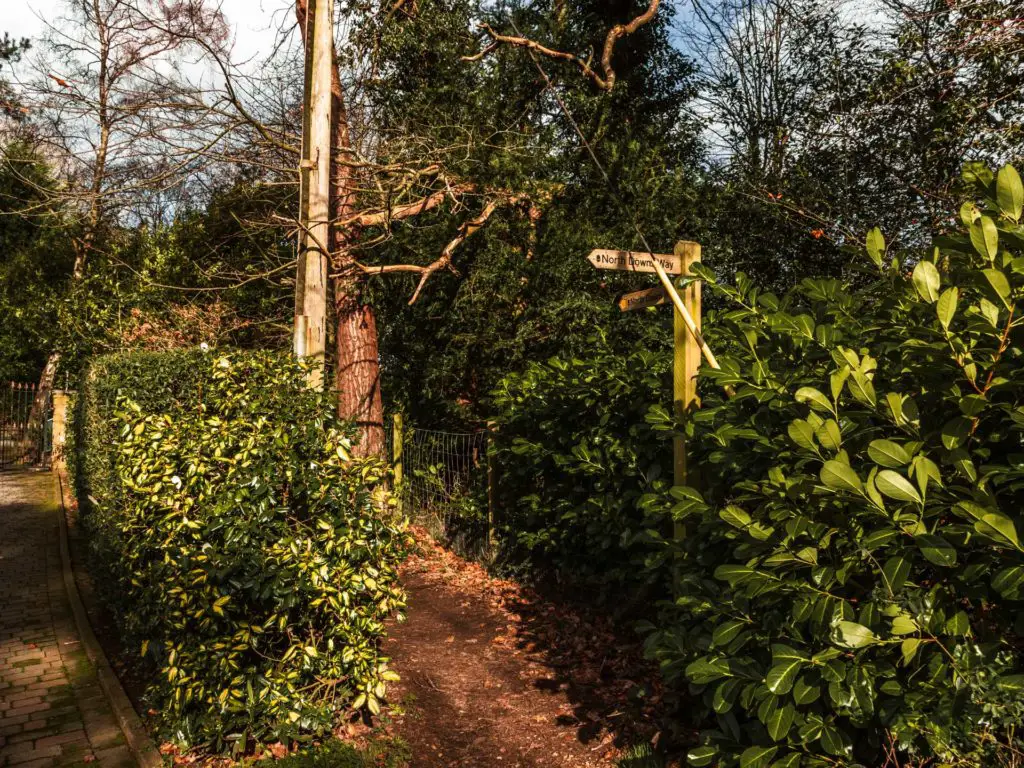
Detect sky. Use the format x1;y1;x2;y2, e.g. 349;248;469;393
5;0;289;64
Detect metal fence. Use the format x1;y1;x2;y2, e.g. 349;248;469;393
1;383;52;470
392;419;493;558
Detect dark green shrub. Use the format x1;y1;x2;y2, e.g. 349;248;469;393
71;349;407;748
490;327;671;590
642;163;1024;765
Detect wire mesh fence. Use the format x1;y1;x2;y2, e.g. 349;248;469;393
392;421;492;559
1;383;52;470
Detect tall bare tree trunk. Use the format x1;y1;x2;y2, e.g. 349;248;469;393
35;0;113;416
296;0;385;456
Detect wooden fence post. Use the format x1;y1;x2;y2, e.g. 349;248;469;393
51;390;70;466
673;241;702;540
487;421;498;552
393;413;404;510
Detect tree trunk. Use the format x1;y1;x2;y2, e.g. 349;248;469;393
296;0;385;457
335;275;385;455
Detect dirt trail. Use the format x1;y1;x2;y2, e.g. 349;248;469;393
381;536;662;768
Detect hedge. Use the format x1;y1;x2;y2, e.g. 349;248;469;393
70;349;407;748
492;162;1024;765
640;162;1024;766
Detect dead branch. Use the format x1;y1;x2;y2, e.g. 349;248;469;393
462;0;661;91
345;182;474;228
351;193;530;304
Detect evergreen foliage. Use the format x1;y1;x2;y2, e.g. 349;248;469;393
491;163;1024;764
70;350;407;747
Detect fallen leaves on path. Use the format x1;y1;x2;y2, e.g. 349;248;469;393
380;527;669;767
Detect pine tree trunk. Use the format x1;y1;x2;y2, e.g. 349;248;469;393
335;276;385;456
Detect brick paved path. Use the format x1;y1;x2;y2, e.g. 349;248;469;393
0;471;133;768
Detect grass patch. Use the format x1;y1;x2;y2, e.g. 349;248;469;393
260;738;411;768
616;743;664;768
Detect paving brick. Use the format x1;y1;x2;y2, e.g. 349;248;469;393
6;701;51;718
92;746;134;768
0;473;133;768
4;743;61;764
8;758;58;768
35;732;88;750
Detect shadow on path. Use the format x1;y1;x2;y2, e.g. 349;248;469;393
382;534;665;767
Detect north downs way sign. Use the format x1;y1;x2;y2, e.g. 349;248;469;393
587;249;683;275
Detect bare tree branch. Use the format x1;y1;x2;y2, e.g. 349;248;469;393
463;0;661;91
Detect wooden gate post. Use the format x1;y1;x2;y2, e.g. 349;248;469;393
673;241;702;540
51;390;70;466
487;421;498;552
392;413;404;509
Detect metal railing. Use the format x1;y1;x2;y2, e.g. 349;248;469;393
391;416;495;559
0;382;52;470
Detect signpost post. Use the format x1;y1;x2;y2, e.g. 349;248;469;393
589;241;704;540
672;242;701;541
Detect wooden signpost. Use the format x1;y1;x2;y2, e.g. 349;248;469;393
617;286;668;312
590;241;703;541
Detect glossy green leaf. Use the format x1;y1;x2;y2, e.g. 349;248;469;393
957;502;1022;549
996;164;1023;221
721;505;752;530
687;746;718;767
765;703;796;741
866;227;885;267
713;678;742;713
875;470;922;504
971;216;999;261
995;675;1024;692
816;420;842;451
820;461;862;494
982;268;1013;309
891;614;918;635
881;555;911;593
836;621;879;648
912;260;940;302
712;619;747;648
916;533;957;567
992;566;1024;599
770;663;806;696
795;386;834;415
820;725;849;756
941;417;972;450
788;419;816;451
901;638;922;666
868;439;911;468
739;746;778;768
936;287;959;330
685;656;732;685
793;675;820;705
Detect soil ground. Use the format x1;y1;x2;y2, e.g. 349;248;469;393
379;532;664;767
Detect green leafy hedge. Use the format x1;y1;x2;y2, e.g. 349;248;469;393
70;349;407;748
490;328;671;590
489;163;1024;765
640;163;1024;765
